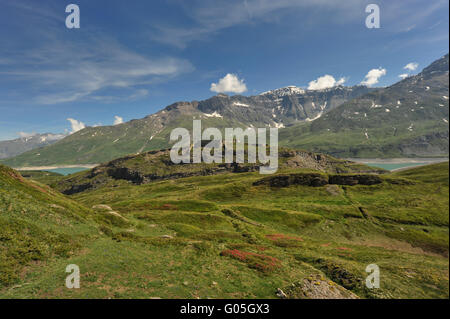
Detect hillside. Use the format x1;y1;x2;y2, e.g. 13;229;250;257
19;170;64;185
280;54;449;158
1;86;374;167
0;133;64;159
2;161;447;298
0;164;98;287
50;147;385;195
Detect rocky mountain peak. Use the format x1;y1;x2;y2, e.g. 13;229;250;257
260;86;306;97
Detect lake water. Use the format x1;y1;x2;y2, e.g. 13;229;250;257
363;162;429;171
347;158;448;171
25;159;449;175
45;167;91;176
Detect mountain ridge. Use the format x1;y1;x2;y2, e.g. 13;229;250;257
51;146;385;195
2;54;448;166
0;133;65;159
279;54;449;158
1;85;375;166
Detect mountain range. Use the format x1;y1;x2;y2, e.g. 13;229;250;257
280;54;449;158
0;85;374;166
0;133;64;159
1;54;448;167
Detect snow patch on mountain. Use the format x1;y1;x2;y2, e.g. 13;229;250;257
203;111;223;118
272;122;285;128
370;101;382;108
305;112;323;122
260;86;305;97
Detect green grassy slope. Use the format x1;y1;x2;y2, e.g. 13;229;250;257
19;170;64;185
280;54;449;158
1;116;252;167
280;120;448;158
1;162;447;298
392;162;449;185
50;147;385;196
0;164;99;288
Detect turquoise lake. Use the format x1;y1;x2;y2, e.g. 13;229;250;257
34;160;448;175
363;162;428;171
45;167;90;176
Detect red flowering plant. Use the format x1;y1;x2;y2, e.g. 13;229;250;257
220;249;282;273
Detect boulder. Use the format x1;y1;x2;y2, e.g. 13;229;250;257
280;275;360;299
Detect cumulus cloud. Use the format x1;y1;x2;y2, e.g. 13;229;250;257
398;73;409;79
308;75;346;90
210;74;247;94
114;116;124;125
404;62;419;71
336;78;346;85
361;68;387;86
67;118;86;134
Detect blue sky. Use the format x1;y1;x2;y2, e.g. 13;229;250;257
0;0;448;140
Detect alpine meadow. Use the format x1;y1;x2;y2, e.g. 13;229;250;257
0;0;449;307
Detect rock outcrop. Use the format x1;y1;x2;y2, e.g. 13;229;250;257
279;275;359;299
253;173;382;187
55;148;383;195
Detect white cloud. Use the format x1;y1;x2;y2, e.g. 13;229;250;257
308;75;346;90
210;74;247;94
404;62;419;71
361;68;387;86
152;1;446;48
91;89;149;103
114;116;124;125
398;73;409;79
129;89;149;100
45;133;66;141
17;132;37;138
1;37;193;105
67;118;85;133
336;77;346;85
151;0;368;48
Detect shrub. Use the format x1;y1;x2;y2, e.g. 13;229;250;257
220;249;281;273
266;234;304;247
